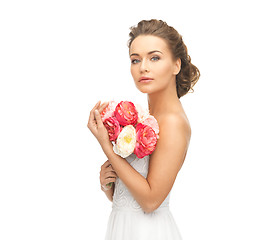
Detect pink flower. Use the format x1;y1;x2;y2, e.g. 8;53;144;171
103;117;121;141
114;101;138;126
141;115;159;138
134;123;157;158
101;101;118;122
135;104;149;123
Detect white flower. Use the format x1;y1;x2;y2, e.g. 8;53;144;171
113;125;136;158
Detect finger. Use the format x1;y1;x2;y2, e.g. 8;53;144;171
109;164;116;172
94;109;104;128
88;101;101;127
101;183;112;191
106;165;116;172
101;185;110;192
101;177;116;186
90;102;108;129
108;164;114;169
102;169;116;178
101;160;111;169
91;101;101;112
103;177;116;185
104;171;117;178
89;101;101;119
107;178;116;184
104;172;117;179
103;167;115;175
98;102;109;113
87;111;98;131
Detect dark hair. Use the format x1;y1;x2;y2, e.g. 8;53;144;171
128;19;200;98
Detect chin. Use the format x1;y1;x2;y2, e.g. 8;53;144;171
136;84;152;93
135;85;155;95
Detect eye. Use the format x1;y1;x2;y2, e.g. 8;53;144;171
151;56;160;61
131;59;140;64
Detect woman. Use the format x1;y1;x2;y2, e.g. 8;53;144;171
88;19;200;240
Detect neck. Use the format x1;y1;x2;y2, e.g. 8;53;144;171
147;82;181;117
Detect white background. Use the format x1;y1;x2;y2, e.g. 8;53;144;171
0;0;272;239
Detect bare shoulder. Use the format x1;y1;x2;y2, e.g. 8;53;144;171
149;111;191;172
157;112;191;141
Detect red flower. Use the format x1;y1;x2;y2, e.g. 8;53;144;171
134;123;157;158
103;117;121;141
114;101;138;126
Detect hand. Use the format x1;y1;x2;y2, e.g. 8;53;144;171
87;101;111;147
100;160;117;191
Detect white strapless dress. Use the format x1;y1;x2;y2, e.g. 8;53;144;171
104;154;183;240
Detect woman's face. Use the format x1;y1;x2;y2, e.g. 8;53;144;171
129;35;181;95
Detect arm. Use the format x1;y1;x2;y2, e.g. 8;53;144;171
101;114;191;213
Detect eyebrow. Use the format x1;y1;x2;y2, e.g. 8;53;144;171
130;50;163;57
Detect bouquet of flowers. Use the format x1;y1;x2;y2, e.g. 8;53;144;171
101;101;159;159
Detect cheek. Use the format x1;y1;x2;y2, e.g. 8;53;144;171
155;62;174;79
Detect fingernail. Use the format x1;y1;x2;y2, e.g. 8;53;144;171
95;109;99;115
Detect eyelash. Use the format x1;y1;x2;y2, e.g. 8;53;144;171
151;56;160;61
131;59;140;64
131;56;160;64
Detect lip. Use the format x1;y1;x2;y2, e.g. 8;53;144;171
139;76;154;83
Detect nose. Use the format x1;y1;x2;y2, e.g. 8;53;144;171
140;59;149;73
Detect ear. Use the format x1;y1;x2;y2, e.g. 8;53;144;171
173;58;181;75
